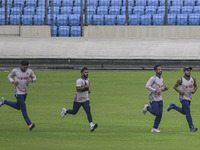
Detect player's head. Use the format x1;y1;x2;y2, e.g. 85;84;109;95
154;65;162;76
183;67;192;77
81;67;89;79
20;60;29;72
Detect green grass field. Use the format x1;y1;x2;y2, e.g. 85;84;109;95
0;70;200;150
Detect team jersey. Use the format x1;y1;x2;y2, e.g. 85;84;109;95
145;75;167;102
179;76;194;101
8;68;36;95
74;77;90;103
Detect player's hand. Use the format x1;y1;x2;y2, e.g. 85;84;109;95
12;81;18;85
88;90;91;94
85;83;90;88
28;78;33;82
156;90;161;95
191;90;196;94
179;91;185;95
165;86;169;90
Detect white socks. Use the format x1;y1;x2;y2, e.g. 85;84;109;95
90;122;94;127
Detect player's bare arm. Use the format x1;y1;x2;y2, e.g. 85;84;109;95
191;77;197;94
174;78;185;95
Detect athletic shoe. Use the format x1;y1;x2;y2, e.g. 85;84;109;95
143;104;149;115
151;128;162;133
190;126;198;132
29;123;35;131
0;97;5;107
167;101;175;112
91;124;98;132
60;108;67;119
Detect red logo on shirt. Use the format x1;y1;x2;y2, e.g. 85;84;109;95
20;76;29;80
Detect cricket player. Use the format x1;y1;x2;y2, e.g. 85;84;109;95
167;67;198;132
0;60;36;130
60;67;98;132
143;65;168;132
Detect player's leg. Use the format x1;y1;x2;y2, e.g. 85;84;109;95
17;94;34;130
153;101;163;129
171;102;185;114
66;101;81;115
0;96;20;110
82;100;98;132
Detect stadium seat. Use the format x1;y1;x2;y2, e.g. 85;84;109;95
87;0;98;7
116;15;126;25
133;6;145;15
21;15;33;25
48;7;60;15
189;14;200;25
105;14;116;25
1;0;13;7
23;7;35;15
97;6;109;15
0;15;5;24
145;6;157;16
153;14;165;25
169;6;181;14
128;14;140;25
57;14;69;26
99;0;111;7
83;15;93;25
184;0;195;7
26;0;37;7
35;8;46;15
58;26;70;37
109;6;121;15
147;0;158;6
70;26;81;37
177;14;188;25
34;15;45;25
62;0;74;7
171;0;183;7
74;0;85;7
159;0;170;7
37;1;46;8
13;0;25;8
68;14;80;26
73;6;84;15
123;0;134;7
10;15;21;25
11;7;21;15
51;0;62;7
111;0;122;7
197;0;200;6
47;14;57;25
121;6;133;15
141;14;152;25
181;7;193;15
135;0;147;6
193;6;200;14
168;14;176;25
87;6;97;15
51;26;57;37
157;8;166;14
93;15;105;25
60;6;72;15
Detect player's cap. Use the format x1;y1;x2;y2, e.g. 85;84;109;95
183;67;192;71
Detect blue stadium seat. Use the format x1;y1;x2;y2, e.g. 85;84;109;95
135;0;146;6
87;6;97;15
159;0;170;7
1;0;13;7
69;14;80;25
21;15;33;25
157;8;166;14
171;0;183;7
121;6;133;15
193;6;200;13
153;14;165;25
51;0;62;7
123;0;134;7
145;6;157;15
177;14;188;25
72;6;83;14
62;0;74;7
34;15;45;25
57;14;69;26
47;14;57;25
60;6;72;15
24;7;35;15
99;0;111;7
11;7;21;15
51;26;57;37
0;15;5;24
189;14;200;25
111;0;122;7
13;0;25;8
10;15;21;25
97;6;109;15
129;14;140;25
197;0;200;6
116;15;126;25
147;0;158;6
93;15;105;25
58;26;70;37
105;14;116;25
71;26;81;37
48;7;60;15
87;0;98;7
109;6;121;15
141;14;152;25
181;6;193;15
26;0;37;7
184;0;195;7
83;15;93;25
168;14;177;25
35;8;45;15
74;0;85;7
169;6;181;14
37;1;46;8
133;6;145;15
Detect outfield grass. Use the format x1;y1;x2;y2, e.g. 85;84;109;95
0;70;200;150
